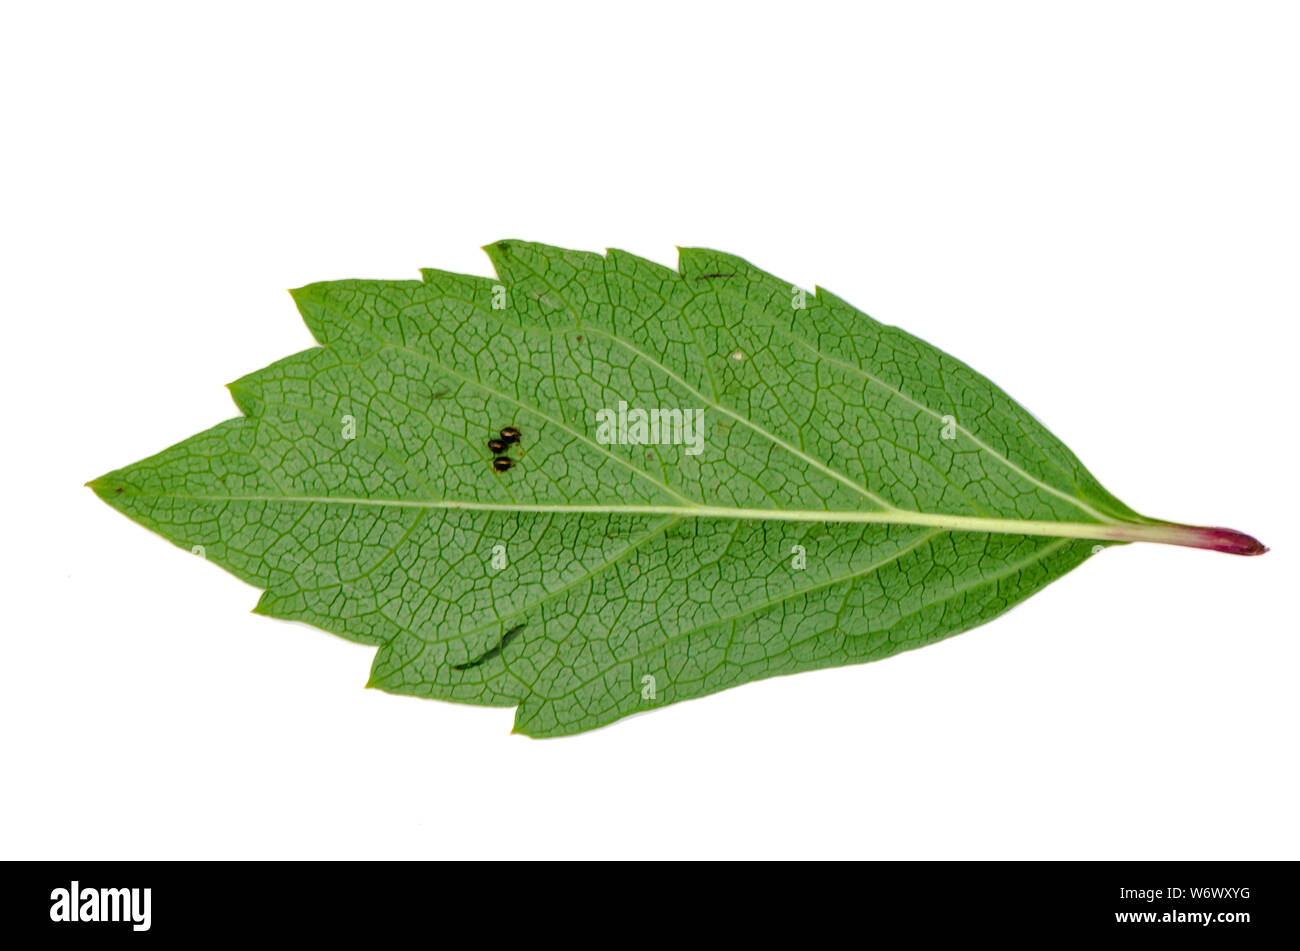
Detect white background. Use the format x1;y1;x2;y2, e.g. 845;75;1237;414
2;1;1296;859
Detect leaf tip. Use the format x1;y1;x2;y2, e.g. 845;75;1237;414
86;474;125;502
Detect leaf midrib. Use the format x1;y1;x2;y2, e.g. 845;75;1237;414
119;491;1135;546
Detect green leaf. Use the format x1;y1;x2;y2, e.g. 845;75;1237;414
89;241;1265;736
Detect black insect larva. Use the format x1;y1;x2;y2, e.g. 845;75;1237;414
487;438;507;454
499;426;522;444
492;456;515;472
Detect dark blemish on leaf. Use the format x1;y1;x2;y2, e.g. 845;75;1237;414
499;624;524;651
114;487;123;495
695;272;736;281
492;456;515;472
452;623;526;670
499;426;521;444
431;388;449;399
575;334;583;341
487;438;507;454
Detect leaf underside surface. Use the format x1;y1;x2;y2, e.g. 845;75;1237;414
90;241;1264;736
